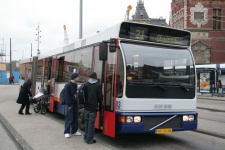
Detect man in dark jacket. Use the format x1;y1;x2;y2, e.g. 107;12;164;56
83;72;103;144
64;73;82;138
17;78;32;115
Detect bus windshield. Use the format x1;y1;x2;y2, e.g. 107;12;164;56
121;43;195;86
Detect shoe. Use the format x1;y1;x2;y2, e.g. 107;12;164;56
64;133;70;138
71;131;81;136
25;113;32;115
18;112;24;115
87;139;96;144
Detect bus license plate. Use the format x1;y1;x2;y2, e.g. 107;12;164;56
156;128;172;134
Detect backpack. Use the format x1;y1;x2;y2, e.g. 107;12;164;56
77;84;85;104
60;88;66;105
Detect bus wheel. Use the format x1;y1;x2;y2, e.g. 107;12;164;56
78;107;85;131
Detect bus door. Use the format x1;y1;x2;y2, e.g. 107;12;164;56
43;57;53;110
49;56;57;112
93;47;103;130
103;50;117;138
43;57;52;87
93;46;116;137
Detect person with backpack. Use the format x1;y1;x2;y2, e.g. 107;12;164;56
64;72;82;138
83;72;103;144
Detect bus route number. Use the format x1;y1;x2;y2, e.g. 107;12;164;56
135;29;145;40
130;26;148;41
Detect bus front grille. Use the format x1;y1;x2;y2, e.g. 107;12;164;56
144;115;182;130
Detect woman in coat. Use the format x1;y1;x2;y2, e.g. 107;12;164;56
17;78;33;115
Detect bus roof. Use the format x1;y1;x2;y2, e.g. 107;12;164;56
21;21;191;62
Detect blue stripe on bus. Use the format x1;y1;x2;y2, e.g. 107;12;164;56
115;111;198;134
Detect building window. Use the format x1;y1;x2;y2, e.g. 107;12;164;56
213;9;221;30
194;12;204;20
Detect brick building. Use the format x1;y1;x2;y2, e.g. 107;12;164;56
170;0;225;65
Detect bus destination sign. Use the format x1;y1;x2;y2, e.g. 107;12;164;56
119;22;190;46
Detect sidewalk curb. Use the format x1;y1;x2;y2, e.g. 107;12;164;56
194;129;225;139
197;96;225;101
197;107;225;112
0;113;33;150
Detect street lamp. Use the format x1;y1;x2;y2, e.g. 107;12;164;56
10;38;12;76
36;23;41;55
9;38;16;75
79;0;83;39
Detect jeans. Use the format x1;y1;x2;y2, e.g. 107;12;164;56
218;88;223;97
84;110;96;143
64;104;79;134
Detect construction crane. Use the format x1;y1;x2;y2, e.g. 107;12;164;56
63;25;69;44
124;5;132;21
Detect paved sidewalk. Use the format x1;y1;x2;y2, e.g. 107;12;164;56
0;85;110;150
197;93;225;101
0;85;225;150
0;118;20;150
196;94;225;139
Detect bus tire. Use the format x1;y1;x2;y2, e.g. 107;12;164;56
78;107;85;131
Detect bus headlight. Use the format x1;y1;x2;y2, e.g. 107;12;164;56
183;115;195;121
183;115;189;121
188;115;194;121
134;116;141;122
126;116;133;123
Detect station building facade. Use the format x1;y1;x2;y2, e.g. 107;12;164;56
170;0;225;65
131;0;168;26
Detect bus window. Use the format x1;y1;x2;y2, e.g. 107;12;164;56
93;48;103;83
122;43;195;85
63;52;75;82
116;48;124;98
105;52;116;111
57;57;64;82
75;47;93;82
37;60;44;82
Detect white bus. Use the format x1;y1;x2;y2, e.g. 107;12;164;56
19;21;198;138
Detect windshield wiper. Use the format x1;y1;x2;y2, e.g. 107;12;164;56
160;81;191;92
130;81;167;91
179;84;190;92
148;82;167;91
156;84;167;91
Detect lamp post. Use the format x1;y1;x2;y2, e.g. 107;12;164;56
31;43;32;57
79;0;83;39
36;23;41;55
8;38;16;76
10;38;11;76
0;37;5;62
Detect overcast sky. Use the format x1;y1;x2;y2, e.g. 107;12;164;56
0;0;171;62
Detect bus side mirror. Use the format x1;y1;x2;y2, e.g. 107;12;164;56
99;43;108;61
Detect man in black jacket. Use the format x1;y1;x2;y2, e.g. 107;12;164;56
64;73;82;138
83;72;103;144
17;78;32;115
